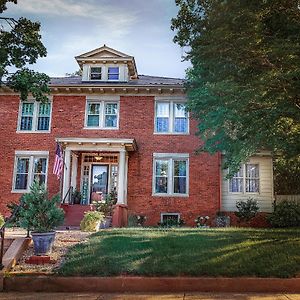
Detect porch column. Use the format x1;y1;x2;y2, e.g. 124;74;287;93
117;149;126;204
70;153;78;190
62;149;71;203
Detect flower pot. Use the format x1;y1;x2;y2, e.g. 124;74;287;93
31;231;56;255
99;216;112;229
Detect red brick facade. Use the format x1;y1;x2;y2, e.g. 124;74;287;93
0;94;221;226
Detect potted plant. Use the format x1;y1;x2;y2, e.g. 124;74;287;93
92;191;117;229
71;189;82;205
80;211;105;232
18;181;65;255
215;211;230;227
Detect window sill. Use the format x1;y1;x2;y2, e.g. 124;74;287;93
153;132;190;136
16;130;51;134
152;193;189;198
83;127;119;130
11;189;29;194
229;192;260;195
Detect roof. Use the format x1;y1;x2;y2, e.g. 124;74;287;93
50;75;184;87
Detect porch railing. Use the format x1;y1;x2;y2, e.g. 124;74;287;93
61;186;73;205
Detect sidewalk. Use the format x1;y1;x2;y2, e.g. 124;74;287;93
0;292;299;299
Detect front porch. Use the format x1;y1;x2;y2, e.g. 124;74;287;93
57;137;137;227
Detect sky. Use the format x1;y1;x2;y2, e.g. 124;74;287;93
4;0;190;79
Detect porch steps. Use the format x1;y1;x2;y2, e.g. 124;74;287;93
61;204;92;227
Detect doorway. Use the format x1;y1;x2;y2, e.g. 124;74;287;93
90;164;108;202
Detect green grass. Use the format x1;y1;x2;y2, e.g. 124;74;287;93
58;228;300;278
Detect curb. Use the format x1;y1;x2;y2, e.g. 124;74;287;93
3;276;300;293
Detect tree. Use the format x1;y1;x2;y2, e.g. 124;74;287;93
171;0;300;174
0;0;50;101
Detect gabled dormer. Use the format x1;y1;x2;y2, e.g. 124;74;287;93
75;45;138;82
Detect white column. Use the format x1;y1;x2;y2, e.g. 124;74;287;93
62;149;71;203
124;153;129;205
70;153;78;190
117;149;126;204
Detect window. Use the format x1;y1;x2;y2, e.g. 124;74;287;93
108;67;119;80
85;100;119;129
90;67;102;80
161;213;180;224
229;164;259;193
18;101;51;132
155;101;188;134
13;152;48;192
153;154;189;196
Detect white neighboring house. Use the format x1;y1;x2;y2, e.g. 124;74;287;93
221;152;274;213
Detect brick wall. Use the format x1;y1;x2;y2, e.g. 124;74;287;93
0;94;221;225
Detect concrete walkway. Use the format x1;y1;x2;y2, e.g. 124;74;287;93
0;293;299;299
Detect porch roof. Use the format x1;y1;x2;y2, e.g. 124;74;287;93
56;137;137;152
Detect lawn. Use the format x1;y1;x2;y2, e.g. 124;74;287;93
58;228;300;278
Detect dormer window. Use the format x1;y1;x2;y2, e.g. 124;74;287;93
108;67;119;80
90;67;102;80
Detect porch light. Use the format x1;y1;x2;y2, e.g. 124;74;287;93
95;155;103;161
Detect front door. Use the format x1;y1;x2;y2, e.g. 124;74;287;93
90;165;108;202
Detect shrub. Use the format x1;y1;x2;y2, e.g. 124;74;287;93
128;215;147;227
235;198;259;222
18;181;65;233
158;218;185;228
80;211;105;232
268;201;300;227
92;191;117;217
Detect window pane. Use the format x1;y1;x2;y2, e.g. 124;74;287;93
20;117;32;130
230;178;243;192
156;118;169;132
17;158;29;173
156;102;169;117
105;115;117;127
34;158;47;174
174;160;186;176
174;103;186;117
246;179;259;193
108;67;119;80
105;103;118;115
15;174;28;190
39;103;50;116
174;118;187;133
91;67;101;80
37;117;50;130
174;177;186;194
87;115;99;127
246;164;259;192
22;103;34;115
155;177;168;193
155;160;168;176
88;103;100;114
246;164;259;178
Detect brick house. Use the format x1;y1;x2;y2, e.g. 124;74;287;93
0;45;274;227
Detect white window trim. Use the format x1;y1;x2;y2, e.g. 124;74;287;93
152;153;189;197
16;98;52;133
160;213;180;223
228;163;260;195
87;65;124;81
107;66;120;81
90;66;102;80
12;151;49;193
154;99;189;135
84;97;120;130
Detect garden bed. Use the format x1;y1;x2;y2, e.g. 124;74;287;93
10;230;90;274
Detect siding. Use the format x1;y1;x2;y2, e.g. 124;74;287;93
221;156;274;213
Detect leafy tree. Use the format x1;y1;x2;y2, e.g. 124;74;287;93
0;0;50;101
171;0;300;174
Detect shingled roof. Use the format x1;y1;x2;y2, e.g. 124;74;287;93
50;75;184;86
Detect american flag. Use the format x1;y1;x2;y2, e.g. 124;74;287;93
53;143;63;179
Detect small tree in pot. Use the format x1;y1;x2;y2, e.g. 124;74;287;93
18;181;65;255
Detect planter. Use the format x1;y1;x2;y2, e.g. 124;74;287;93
31;232;56;256
99;216;112;229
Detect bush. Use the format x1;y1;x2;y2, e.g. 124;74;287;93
128;215;147;227
18;181;65;232
268;201;300;227
158;218;185;228
80;211;105;232
235;198;259;222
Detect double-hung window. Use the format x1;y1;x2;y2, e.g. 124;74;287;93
229;164;260;193
155;101;188;134
90;67;102;80
108;67;119;80
13;151;48;192
18;101;51;132
85;99;119;129
153;154;189;196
